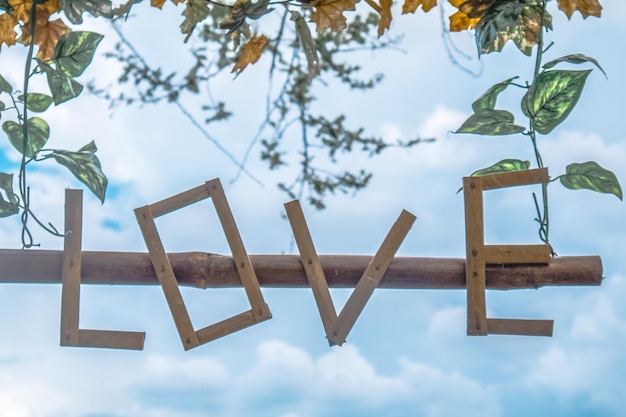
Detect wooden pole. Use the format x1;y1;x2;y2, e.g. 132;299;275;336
0;250;602;290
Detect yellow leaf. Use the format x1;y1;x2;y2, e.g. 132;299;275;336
0;13;19;50
8;0;61;23
402;0;436;14
231;34;268;75
449;9;479;31
377;0;392;37
447;0;490;32
18;8;69;60
151;0;166;9
557;0;602;19
310;0;359;34
34;17;70;60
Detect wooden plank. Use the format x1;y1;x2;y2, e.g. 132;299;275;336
481;168;549;190
327;210;416;346
60;189;83;346
284;200;337;334
0;251;603;289
487;318;554;337
463;176;488;336
135;205;200;349
485;244;551;264
77;329;146;350
205;179;271;321
195;308;266;345
149;184;209;217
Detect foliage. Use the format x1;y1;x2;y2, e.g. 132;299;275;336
0;27;106;247
452;0;619;251
0;0;617;247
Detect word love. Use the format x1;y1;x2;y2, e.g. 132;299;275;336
57;170;573;351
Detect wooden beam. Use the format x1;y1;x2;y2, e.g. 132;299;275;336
0;250;602;290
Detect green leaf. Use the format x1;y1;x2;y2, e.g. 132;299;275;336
0;172;19;218
0;100;5;111
290;11;320;82
522;69;591;135
0;74;12;93
455;109;525;136
560;161;622;200
472;77;518;112
53;31;104;77
46;141;108;203
475;1;552;56
18;93;53;112
180;0;211;40
2;117;50;158
543;53;606;78
59;0;139;24
37;60;84;105
472;159;531;177
458;159;530;193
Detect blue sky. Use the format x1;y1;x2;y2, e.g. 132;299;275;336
1;1;626;416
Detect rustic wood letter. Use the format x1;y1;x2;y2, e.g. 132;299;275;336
463;168;554;337
135;179;271;350
60;189;145;350
285;200;415;346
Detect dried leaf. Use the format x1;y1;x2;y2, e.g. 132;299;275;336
151;0;166;9
475;1;551;56
448;0;492;31
402;0;435;14
18;9;70;60
557;0;601;19
376;0;392;37
290;10;320;81
8;0;60;22
449;10;480;31
0;13;18;49
231;34;267;75
180;0;210;40
35;18;70;60
310;0;359;34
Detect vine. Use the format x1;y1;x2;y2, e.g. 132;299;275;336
453;0;621;252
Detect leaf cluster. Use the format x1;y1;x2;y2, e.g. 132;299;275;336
0;32;106;235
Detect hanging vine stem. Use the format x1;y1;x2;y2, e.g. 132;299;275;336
18;0;65;248
528;0;554;255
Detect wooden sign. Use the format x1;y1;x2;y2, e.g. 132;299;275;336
0;174;605;351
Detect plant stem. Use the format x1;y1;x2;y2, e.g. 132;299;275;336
19;0;39;249
528;0;553;252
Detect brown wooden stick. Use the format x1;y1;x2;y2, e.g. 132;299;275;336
0;250;602;290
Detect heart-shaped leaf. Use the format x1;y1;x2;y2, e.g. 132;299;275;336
0;172;19;217
53;31;104;77
37;61;84;105
2;117;50;157
472;77;518;112
46;141;108;203
18;93;54;112
560;161;622;200
456;109;525;136
522;69;591;135
0;74;12;93
458;159;530;193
